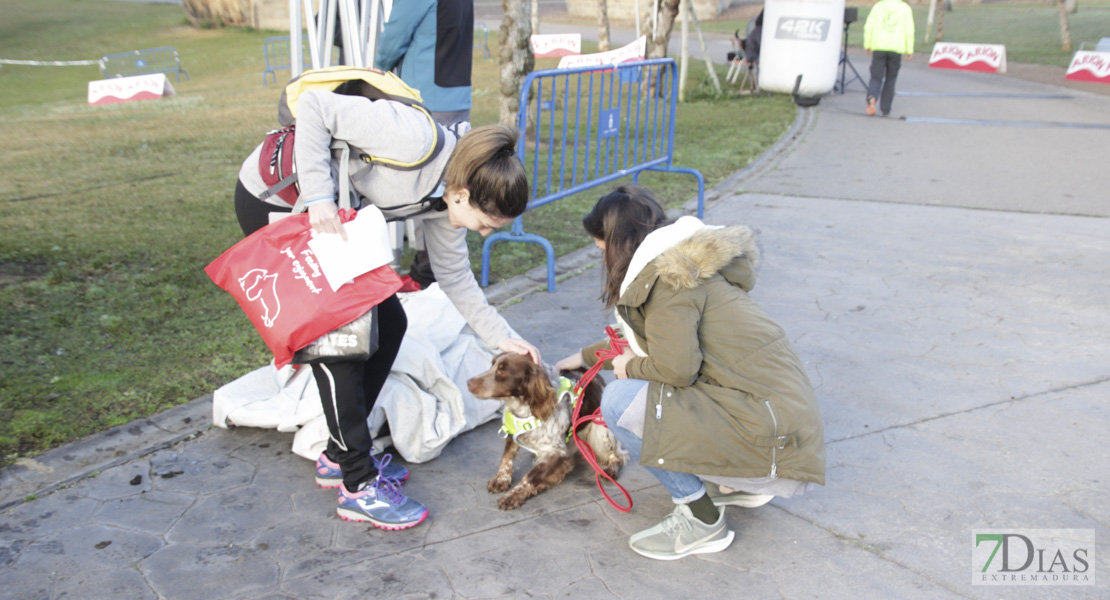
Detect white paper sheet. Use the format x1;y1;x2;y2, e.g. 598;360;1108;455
307;206;395;292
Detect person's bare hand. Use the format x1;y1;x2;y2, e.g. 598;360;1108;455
554;352;584;371
498;338;541;365
612;347;635;379
308;202;347;241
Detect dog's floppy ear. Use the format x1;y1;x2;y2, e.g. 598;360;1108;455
523;361;557;421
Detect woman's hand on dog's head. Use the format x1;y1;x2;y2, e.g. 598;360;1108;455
498;337;541;365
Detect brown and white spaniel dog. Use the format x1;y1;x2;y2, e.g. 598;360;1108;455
467;352;627;510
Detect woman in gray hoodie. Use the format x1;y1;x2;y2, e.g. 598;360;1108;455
234;91;540;530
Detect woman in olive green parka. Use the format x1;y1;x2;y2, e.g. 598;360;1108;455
556;186;824;561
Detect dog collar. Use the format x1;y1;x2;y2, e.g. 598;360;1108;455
499;377;577;444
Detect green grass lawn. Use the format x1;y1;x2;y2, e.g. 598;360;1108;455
0;0;795;466
700;2;1110;68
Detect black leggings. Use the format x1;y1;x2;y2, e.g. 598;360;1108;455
234;179;292;235
234;179;405;488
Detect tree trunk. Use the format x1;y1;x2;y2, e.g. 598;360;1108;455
925;0;937;44
500;0;535;127
597;0;612;52
1065;0;1078;14
531;0;540;35
647;0;680;59
1057;0;1073;51
936;0;945;42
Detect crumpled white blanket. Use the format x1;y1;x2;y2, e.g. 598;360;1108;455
211;284;504;463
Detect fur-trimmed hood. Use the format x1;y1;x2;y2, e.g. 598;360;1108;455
614;218;761;359
653;224;759;292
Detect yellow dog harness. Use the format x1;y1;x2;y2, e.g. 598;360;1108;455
499;377;577;453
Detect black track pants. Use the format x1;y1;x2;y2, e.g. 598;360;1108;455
311;294;407;489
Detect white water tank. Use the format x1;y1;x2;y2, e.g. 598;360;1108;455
758;0;846;105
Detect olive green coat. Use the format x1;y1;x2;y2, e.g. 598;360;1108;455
583;224;825;484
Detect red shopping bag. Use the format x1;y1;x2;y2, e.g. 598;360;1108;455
205;208;402;367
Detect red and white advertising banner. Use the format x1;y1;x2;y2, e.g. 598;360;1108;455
1065;51;1110;84
928;42;1007;74
531;33;582;58
88;73;176;106
557;36;646;70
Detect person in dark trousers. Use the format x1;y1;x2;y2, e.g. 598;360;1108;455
863;0;914;116
375;0;476;288
743;9;764;64
234;95;540;531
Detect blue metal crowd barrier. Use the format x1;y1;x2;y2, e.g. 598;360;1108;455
263;36;340;85
474;22;491;60
481;57;705;292
100;47;189;82
262;36;300;85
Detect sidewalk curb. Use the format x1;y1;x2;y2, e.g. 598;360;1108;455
0;395;213;511
0;102;810;513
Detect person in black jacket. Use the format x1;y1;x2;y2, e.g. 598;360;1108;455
743;9;764;64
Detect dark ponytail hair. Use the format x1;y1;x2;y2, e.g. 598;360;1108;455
443;125;529;218
582;185;668;308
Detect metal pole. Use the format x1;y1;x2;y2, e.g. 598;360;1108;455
688;5;721;94
366;0;387;68
290;0;304;77
338;0;364;67
292;0;381;74
679;0;688;101
319;0;335;67
360;0;373;66
635;0;641;38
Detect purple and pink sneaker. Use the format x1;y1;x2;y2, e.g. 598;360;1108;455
337;475;429;530
315;452;409;488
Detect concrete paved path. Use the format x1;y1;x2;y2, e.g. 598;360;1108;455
2;39;1108;600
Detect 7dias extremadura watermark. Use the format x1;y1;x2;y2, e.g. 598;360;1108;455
973;529;1095;586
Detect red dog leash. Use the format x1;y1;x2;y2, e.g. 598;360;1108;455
570;326;633;512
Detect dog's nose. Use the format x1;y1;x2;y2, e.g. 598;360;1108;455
466;378;479;394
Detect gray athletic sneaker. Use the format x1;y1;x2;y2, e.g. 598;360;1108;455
628;504;734;560
706;485;773;508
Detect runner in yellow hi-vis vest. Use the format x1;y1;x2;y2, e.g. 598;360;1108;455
864;0;915;116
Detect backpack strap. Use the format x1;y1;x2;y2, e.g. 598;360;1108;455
258;173;297;204
288;139;354;214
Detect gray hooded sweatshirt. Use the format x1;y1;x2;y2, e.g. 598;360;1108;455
238;91;514;349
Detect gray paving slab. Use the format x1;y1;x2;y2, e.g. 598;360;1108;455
4;33;1110;600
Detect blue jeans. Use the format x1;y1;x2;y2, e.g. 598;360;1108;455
600;378;706;504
